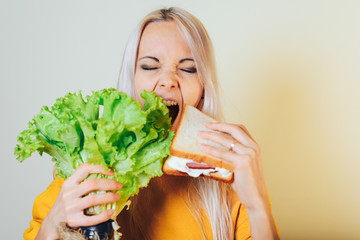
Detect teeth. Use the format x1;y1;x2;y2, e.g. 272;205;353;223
163;100;178;106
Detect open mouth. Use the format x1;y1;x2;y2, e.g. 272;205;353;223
163;100;179;124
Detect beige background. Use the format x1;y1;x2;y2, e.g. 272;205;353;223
1;1;359;239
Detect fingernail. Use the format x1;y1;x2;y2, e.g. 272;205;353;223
107;209;114;216
206;122;214;128
104;169;114;175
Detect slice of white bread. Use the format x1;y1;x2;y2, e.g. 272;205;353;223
163;105;234;182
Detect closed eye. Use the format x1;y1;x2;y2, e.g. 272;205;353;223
180;68;197;73
141;65;158;70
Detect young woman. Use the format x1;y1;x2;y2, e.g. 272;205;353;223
25;7;279;240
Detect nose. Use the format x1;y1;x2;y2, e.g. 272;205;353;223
158;67;179;90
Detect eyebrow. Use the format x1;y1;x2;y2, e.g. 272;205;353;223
179;58;194;63
138;56;160;62
138;56;194;63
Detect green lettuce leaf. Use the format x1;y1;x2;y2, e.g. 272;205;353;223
14;88;174;220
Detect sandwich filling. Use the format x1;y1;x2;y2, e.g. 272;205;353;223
166;156;232;178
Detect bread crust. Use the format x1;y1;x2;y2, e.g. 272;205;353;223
164;105;235;182
170;105;234;171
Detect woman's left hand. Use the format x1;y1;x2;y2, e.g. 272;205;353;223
198;122;268;211
199;121;279;239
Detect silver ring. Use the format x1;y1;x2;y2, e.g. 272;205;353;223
229;141;236;151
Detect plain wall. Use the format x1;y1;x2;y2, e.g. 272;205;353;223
1;1;359;239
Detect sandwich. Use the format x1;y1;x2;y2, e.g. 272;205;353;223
163;105;234;182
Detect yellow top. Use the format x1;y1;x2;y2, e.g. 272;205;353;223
23;177;256;240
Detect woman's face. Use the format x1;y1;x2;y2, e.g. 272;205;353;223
134;20;203;130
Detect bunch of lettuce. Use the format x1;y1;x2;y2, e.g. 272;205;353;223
15;88;174;221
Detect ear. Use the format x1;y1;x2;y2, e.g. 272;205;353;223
197;89;205;110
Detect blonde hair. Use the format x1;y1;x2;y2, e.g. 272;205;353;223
117;7;233;240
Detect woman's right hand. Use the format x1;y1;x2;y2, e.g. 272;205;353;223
35;163;122;240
